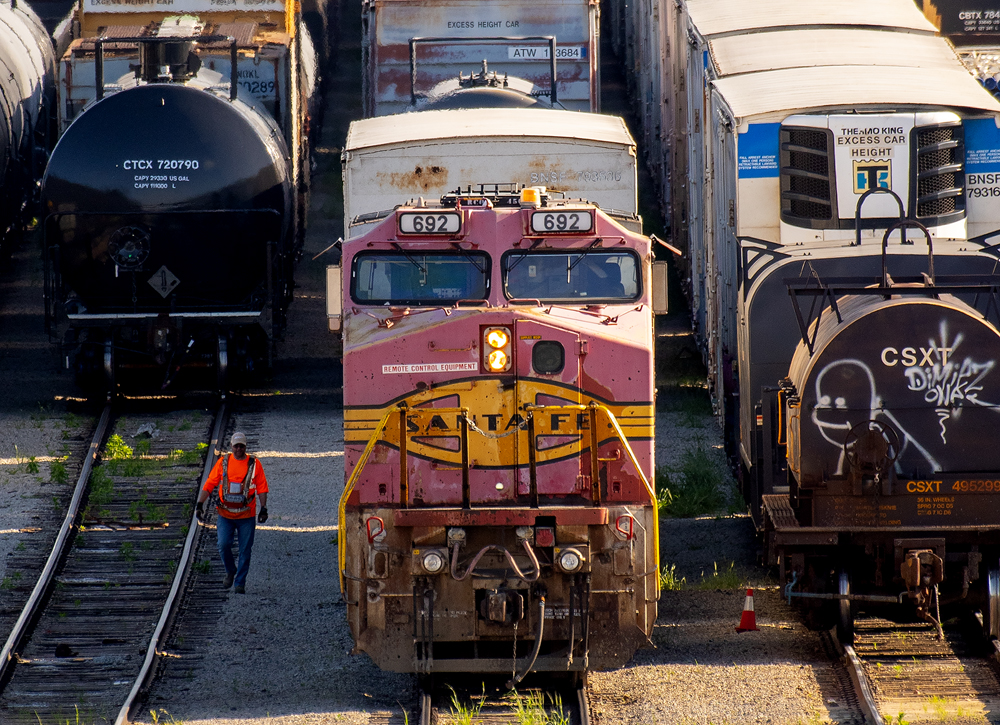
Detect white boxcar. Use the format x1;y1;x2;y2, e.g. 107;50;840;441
361;0;599;116
342;108;637;238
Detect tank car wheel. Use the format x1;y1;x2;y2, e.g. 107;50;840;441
102;341;115;393
217;334;229;392
836;569;855;644
985;566;1000;640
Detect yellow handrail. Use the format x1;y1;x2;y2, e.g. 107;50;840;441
340;401;662;595
338;406;398;593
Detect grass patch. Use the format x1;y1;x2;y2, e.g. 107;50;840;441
659;563;687;591
695;561;743;590
104;434;133;460
447;685;484;725
509;690;570;725
658;444;732;518
49;460;68;484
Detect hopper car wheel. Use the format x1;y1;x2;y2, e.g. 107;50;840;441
986;566;1000;640
217;334;229;391
837;569;854;645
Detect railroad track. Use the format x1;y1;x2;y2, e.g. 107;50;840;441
0;399;229;723
838;614;1000;724
406;675;589;725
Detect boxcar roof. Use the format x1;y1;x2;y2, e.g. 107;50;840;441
709;29;964;77
685;0;936;39
713;65;1000;119
345;109;635;152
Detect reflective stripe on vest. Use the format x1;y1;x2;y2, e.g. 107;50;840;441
217;455;257;515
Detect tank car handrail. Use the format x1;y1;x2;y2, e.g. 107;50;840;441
409;35;557;107
338;405;400;593
881;219;934;288
853;187;905;247
94;35;238;101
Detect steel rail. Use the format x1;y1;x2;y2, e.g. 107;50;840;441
115;398;229;724
0;403;113;684
841;641;884;725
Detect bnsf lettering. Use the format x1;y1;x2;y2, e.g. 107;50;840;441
967;174;1000;185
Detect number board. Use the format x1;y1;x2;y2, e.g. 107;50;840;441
530;210;594;234
398;211;461;235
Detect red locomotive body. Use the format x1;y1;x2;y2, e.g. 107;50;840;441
335;187;659;675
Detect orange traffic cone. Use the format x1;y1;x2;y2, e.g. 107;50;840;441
735;588;758;632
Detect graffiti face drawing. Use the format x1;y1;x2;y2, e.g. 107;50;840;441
812;358;940;475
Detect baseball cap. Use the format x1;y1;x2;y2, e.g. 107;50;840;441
231;432;247;447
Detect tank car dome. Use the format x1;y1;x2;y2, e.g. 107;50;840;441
420;86;550;110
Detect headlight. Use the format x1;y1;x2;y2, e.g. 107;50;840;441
422;550;446;574
487;329;509;348
482;326;512;373
487;349;508;371
557;548;584;573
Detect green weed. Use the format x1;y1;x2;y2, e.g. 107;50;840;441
659;563;686;591
696;561;743;590
105;434;133;460
26;457;39;474
447;685;484;725
509;690;569;725
49;461;68;485
659;444;731;518
149;709;183;725
119;542;136;562
192;559;211;574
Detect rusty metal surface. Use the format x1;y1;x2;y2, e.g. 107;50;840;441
762;494;799;529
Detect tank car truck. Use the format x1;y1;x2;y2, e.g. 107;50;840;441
53;0;316;248
42;31;293;392
342;108;640;241
362;0;599;116
328;186;669;678
0;0;55;253
619;0;1000;640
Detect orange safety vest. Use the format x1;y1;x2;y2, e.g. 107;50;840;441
216;455;258;515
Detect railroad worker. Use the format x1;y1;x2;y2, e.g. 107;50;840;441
195;431;269;594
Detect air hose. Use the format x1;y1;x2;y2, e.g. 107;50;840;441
507;594;545;689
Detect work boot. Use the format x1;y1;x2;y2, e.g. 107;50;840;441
234;585;246;594
223;573;234;589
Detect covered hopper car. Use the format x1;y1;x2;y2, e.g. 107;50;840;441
330;186;670;676
42;34;293;391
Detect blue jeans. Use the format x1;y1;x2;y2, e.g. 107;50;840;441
216;515;256;588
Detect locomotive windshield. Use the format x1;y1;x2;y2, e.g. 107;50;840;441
503;250;640;301
352;252;490;304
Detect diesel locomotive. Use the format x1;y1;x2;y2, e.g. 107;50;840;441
0;0;54;253
331;186;668;676
42;34;294;391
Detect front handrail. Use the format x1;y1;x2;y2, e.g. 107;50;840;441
338;401;659;593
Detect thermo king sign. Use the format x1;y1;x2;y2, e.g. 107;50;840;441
737;123;780;178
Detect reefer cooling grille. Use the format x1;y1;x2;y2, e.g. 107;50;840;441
780;126;834;225
912;122;965;222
